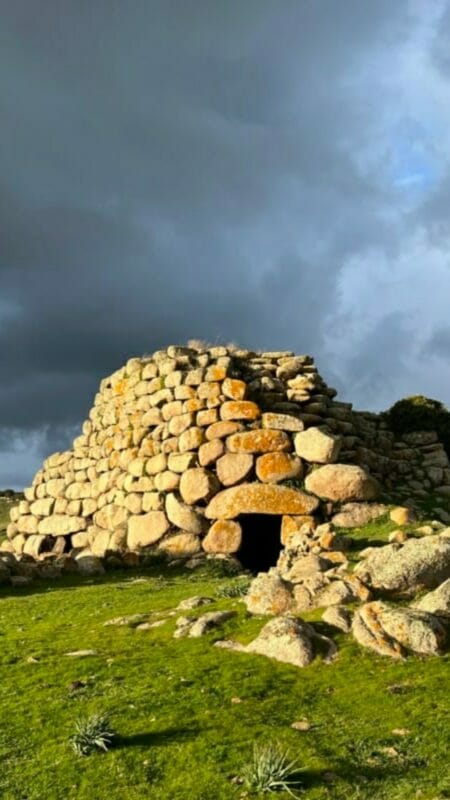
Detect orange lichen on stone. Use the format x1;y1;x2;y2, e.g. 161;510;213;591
255;453;302;483
220;400;260;421
226;429;291;454
222;378;247;400
205;364;228;381
205;482;319;519
183;398;205;413
280;515;316;545
113;378;128;396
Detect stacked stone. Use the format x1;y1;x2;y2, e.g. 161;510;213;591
3;343;450;570
3;346;358;564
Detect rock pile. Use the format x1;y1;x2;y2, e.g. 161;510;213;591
2;343;450;577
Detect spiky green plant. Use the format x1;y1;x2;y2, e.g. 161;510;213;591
216;579;251;598
71;713;116;756
241;742;304;796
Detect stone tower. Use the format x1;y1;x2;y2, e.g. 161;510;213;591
5;344;450;570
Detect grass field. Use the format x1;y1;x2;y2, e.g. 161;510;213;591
0;513;449;800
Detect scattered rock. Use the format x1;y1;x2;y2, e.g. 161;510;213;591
352;601;446;658
65;649;98;658
245;573;295;615
291;719;311;731
412;578;450;618
332;502;387;528
177;596;214;610
245;616;315;667
174;610;236;638
322;605;352;632
390;506;416;526
355;534;450;596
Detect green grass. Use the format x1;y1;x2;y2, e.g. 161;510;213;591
0;517;449;800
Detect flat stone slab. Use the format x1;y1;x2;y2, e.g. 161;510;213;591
205;482;319;519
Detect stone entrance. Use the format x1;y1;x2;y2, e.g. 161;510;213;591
237;514;283;574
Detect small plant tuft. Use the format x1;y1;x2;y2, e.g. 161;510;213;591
71;713;116;756
241;742;304;796
216;579;251;598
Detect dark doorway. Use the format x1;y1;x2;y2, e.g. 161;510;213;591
237;514;283;574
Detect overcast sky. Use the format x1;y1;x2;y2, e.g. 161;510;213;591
2;0;450;488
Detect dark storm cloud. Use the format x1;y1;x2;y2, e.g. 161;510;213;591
1;0;449;486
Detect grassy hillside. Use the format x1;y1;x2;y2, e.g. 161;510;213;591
0;517;449;800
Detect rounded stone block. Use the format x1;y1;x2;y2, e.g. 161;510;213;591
222;378;247;400
205;421;243;440
159;533;201;556
220;401;260;421
127;511;170;549
38;515;87;535
294;427;341;464
205;482;319;519
216;453;253;486
202;520;242;553
166;493;204;533
198;438;225;467
178;427;205;452
180;468;219;505
256;453;302;483
261;412;304;432
305;464;379;502
226;429;291;454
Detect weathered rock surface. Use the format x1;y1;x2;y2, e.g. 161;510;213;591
322;605;352;632
245;572;295;615
205;483;319;519
412;578;450;618
305;465;380;502
294;427;341;464
127;511;169;549
245;616;315;667
332;502;387;528
202;520;242;553
355;534;450;596
174;610;236;638
352;601;446;658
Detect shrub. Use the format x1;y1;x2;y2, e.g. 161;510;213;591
241;742;304;796
71;713;116;756
385;395;450;458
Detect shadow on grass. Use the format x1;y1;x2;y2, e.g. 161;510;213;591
115;725;200;750
0;561;238;600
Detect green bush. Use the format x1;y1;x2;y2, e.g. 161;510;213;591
71;713;116;756
385;395;450;457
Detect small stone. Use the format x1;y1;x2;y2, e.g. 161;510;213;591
291;719;311;731
390;506;416;526
65;650;98;658
177;596;214;610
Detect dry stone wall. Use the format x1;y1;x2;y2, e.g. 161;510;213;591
4;344;450;567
